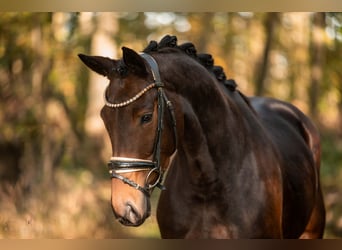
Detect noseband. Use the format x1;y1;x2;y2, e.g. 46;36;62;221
106;53;178;197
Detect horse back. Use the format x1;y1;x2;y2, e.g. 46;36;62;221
249;96;322;238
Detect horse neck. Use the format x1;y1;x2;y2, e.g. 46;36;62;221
157;53;249;186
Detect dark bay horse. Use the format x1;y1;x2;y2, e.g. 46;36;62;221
78;35;325;238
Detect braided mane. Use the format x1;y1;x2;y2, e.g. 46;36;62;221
143;35;237;91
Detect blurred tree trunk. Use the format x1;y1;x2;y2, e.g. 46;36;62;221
336;41;342;135
84;13;118;170
193;13;215;52
333;14;342;135
86;13;118;137
309;12;326;120
30;14;54;185
255;13;278;96
338;71;342;135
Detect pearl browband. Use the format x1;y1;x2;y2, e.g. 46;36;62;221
104;83;157;108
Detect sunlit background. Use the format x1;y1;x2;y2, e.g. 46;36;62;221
0;12;342;238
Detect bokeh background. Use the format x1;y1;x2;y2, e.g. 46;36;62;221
0;12;341;238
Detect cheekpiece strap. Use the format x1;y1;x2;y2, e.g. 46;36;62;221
140;53;163;87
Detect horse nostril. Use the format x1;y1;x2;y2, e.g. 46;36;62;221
112;199;150;227
124;203;141;225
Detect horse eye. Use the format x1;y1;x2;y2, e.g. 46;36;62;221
140;113;153;124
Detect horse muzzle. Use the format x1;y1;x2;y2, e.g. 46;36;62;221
113;202;150;226
111;184;152;227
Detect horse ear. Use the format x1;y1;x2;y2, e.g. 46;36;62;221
122;47;148;77
78;54;115;77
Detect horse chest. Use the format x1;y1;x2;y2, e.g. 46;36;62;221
158;195;238;239
184;218;236;239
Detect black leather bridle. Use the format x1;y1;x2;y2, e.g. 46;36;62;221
106;53;177;197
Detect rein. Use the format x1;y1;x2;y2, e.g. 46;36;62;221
106;53;177;196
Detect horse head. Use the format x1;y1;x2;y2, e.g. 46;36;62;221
79;47;178;226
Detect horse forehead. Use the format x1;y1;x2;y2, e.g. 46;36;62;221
104;78;142;105
108;76;136;93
